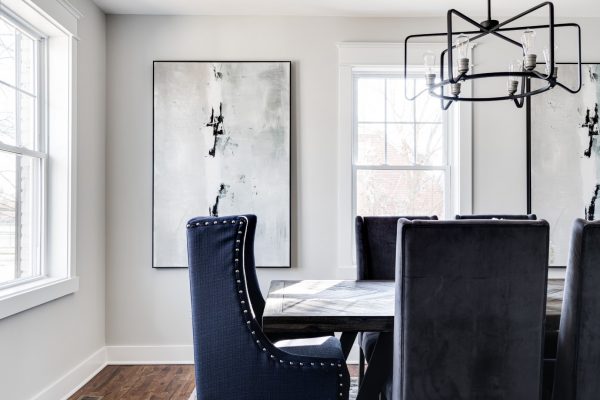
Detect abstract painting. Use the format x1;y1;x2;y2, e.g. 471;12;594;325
153;61;291;268
530;63;600;266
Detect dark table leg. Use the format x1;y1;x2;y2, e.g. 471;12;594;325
359;349;365;385
356;332;393;400
340;332;358;360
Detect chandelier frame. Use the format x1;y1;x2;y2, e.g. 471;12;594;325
404;1;582;109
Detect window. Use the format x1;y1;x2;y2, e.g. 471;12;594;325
0;0;79;320
0;12;44;289
337;43;471;270
353;71;453;219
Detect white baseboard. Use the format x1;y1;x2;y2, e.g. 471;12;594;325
106;345;194;364
31;347;107;400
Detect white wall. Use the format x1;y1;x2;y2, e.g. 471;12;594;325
106;15;447;347
0;0;106;398
105;15;600;349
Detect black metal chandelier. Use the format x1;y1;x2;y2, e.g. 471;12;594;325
404;0;582;109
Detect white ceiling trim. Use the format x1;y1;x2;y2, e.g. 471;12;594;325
56;0;83;20
90;0;600;18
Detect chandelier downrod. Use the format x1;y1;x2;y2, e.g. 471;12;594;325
481;0;499;30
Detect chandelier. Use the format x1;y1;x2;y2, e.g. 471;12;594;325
404;0;582;109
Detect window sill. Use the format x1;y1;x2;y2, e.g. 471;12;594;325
0;276;79;320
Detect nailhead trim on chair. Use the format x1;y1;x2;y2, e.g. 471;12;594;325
187;216;346;399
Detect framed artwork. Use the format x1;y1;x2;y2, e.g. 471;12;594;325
153;61;291;268
528;63;599;267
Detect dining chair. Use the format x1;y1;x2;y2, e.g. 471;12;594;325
390;219;549;400
552;219;600;400
187;215;350;400
455;213;537;220
355;215;438;387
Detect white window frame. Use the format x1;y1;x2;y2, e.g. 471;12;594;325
336;42;473;274
351;69;454;221
0;0;81;320
0;8;47;292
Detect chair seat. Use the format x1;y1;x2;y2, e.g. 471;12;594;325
275;336;344;359
359;331;381;361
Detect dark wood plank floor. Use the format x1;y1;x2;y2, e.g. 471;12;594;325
69;364;360;400
68;365;196;400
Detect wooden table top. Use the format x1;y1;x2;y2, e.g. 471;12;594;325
262;279;564;333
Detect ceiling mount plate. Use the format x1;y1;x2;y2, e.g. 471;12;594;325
480;19;500;30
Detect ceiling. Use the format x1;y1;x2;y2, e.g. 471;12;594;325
92;0;600;17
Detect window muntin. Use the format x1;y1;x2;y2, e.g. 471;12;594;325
353;72;450;219
0;12;45;288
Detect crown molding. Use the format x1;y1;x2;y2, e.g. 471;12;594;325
56;0;83;20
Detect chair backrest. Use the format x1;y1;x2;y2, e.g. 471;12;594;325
393;219;549;400
455;214;537;220
553;219;600;400
187;214;349;400
187;215;269;398
355;215;437;280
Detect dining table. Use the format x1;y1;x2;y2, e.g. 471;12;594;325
262;278;564;400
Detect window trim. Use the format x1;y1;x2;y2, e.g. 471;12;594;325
336;42;473;273
0;0;80;320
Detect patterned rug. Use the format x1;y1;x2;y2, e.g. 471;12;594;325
188;377;359;399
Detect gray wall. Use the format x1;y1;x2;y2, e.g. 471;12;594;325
0;0;107;398
105;15;600;347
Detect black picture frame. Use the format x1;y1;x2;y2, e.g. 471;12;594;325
152;60;293;269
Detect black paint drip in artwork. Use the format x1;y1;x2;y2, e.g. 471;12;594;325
586;184;600;220
581;103;599;158
213;65;223;80
209;183;228;217
207;103;225;157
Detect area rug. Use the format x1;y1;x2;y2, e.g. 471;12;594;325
188;377;359;400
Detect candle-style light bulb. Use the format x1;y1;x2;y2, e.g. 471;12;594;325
423;51;436;87
507;59;522;96
543;47;558;78
455;34;470;74
521;29;537;70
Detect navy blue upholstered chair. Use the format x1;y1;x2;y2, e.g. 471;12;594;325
187;214;350;400
455;213;537;220
391;219;549;400
355;215;437;388
552;219;600;400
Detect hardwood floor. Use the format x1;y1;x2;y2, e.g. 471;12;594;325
69;364;360;400
68;365;196;400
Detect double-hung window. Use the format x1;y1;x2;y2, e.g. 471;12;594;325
0;12;44;289
0;0;79;320
353;70;453;219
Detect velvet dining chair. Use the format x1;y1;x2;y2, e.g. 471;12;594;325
355;215;438;389
391;219;549;400
552;219;600;400
187;214;350;400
